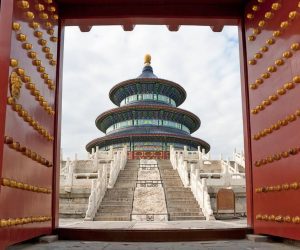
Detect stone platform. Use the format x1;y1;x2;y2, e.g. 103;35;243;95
9;239;299;250
59;218;247;229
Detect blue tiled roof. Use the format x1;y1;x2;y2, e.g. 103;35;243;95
137;65;158;78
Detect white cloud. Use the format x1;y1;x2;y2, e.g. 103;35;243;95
61;25;244;160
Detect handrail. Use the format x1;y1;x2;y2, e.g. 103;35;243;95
190;167;214;220
84;146;127;221
130;169;139;221
157;161;170;221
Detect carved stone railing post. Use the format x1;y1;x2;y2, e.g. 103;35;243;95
183;146;187;158
201;178;215;220
190;168;214;220
64;160;74;192
108;160;115;188
85;179;96;220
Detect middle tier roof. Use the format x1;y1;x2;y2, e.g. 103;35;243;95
95;104;201;134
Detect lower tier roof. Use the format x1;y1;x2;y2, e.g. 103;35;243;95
86;133;210;153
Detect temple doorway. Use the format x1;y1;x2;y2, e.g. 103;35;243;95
58;25;247;230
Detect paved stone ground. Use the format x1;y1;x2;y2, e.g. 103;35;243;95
9;240;300;250
59;218;247;229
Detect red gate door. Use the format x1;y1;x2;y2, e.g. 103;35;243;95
0;0;61;248
244;0;300;240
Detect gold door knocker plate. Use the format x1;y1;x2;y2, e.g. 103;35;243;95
10;71;22;100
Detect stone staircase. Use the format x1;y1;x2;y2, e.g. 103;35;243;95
59;187;91;218
94;160;139;221
158;160;205;221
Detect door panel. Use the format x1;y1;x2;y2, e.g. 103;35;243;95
244;0;300;240
0;0;59;248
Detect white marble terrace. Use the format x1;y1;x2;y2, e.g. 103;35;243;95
60;146;245;221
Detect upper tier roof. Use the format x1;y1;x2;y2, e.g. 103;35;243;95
109;54;187;106
109;79;186;107
137;65;158;78
109;55;186;107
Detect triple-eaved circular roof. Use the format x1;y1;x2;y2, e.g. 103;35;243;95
86;55;210;153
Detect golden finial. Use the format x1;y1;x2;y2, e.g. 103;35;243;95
144;54;151;65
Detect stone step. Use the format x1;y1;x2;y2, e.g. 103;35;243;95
167;199;198;204
98;206;132;213
164;184;184;187
59;204;87;210
117;177;137;179
169;215;206;221
104;192;134;197
106;188;134;192
116;180;137;183
163;180;182;184
102;195;133;200
60;213;86;219
114;184;136;188
166;200;199;205
168;207;200;213
166;200;198;205
114;183;136;186
165;189;194;193
169;212;203;216
164;185;184;188
165;194;194;198
116;178;137;181
94;213;130;221
100;201;133;206
117;174;138;177
118;172;138;174
165;187;193;191
161;178;181;181
103;191;134;195
165;194;195;199
94;160;139;221
102;196;133;202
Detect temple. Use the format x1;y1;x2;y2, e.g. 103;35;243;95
86;55;210;159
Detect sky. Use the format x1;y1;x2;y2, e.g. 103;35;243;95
61;25;244;160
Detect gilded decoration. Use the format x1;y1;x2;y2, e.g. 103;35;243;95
9;72;22;100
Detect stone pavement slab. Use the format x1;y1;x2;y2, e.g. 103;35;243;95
59;218;248;230
9;240;300;250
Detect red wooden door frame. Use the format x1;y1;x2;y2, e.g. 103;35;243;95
0;0;261;247
52;22;64;230
53;7;254;229
0;0;14;184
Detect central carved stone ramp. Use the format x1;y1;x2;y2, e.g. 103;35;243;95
158;160;205;221
94;160;139;221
